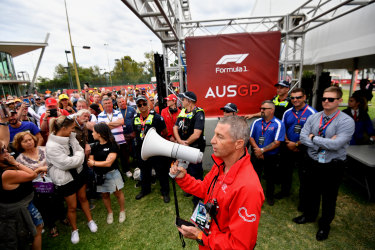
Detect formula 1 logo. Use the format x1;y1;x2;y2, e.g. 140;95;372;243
238;207;256;222
216;54;249;65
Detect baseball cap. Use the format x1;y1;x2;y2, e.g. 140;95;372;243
136;95;148;103
274;80;291;88
59;94;69;100
45;97;58;107
178;91;197;102
220;103;238;113
89;103;101;114
14;99;22;103
6;100;15;105
164;94;177;101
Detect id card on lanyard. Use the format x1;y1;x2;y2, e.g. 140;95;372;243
259;120;271;146
292;105;308;134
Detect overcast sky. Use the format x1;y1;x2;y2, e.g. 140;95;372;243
0;0;303;80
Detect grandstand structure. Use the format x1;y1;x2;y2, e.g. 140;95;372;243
120;0;374;92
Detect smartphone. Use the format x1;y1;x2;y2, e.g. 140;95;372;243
0;104;10;118
49;109;58;117
176;217;195;228
23;99;30;107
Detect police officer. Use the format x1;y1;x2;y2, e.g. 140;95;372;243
220;103;238;116
277;88;316;211
245;80;292;120
249;100;285;206
132;95;170;203
173;91;206;207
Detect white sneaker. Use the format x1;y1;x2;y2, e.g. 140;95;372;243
71;229;79;244
126;171;133;178
119;211;126;223
107;213;114;224
87;220;98;233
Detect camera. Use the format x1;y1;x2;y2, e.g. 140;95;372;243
205;199;218;219
49;109;58;117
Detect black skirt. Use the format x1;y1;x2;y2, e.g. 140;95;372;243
55;168;87;197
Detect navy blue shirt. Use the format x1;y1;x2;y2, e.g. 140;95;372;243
250;117;285;155
9;121;40;143
119;106;137;134
282;104;317;142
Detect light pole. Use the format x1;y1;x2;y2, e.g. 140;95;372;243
64;0;82;92
104;43;113;85
64;50;74;89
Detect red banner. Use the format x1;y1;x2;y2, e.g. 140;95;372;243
185;31;281;117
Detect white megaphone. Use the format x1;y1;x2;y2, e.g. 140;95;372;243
141;128;203;178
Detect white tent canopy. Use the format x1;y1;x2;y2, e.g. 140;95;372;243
303;4;375;70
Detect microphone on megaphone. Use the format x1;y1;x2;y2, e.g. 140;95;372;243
141;127;203;178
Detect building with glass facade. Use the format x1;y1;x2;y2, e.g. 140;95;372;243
0;41;48;97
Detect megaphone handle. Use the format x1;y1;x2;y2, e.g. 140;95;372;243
169;160;189;179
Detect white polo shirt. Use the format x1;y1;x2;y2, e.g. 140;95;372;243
97;109;125;145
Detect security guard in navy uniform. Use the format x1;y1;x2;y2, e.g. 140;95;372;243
173;91;206;207
245;80;292;120
132;95;170;203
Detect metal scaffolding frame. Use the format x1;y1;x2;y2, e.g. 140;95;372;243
120;0;374;91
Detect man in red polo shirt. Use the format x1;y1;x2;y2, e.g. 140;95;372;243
40;98;70;136
161;94;180;142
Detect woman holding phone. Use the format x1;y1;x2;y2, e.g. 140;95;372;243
0;118;47;249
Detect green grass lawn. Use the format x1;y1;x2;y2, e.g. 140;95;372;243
42;168;375;250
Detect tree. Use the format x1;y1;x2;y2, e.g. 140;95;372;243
36;55;153;91
112;55;151;84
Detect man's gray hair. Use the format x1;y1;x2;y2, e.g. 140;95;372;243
102;97;111;103
75;109;91;117
77;98;88;105
218;116;250;145
261;100;275;109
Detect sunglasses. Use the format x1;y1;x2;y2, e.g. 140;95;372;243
137;103;148;108
322;97;339;102
128;94;133;97
290;96;303;100
260;107;272;111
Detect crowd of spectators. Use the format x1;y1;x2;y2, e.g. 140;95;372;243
0;79;373;248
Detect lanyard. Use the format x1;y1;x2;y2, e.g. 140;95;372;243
106;112;113;122
122;108;128;121
139;113;150;133
292;105;308;124
318;110;340;136
261;120;272;136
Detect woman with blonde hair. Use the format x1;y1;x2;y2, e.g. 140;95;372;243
46;115;97;244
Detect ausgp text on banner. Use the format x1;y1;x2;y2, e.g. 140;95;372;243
185;31;281;117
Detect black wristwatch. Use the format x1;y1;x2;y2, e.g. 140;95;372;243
196;238;204;246
196;232;204;246
0;122;9;126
